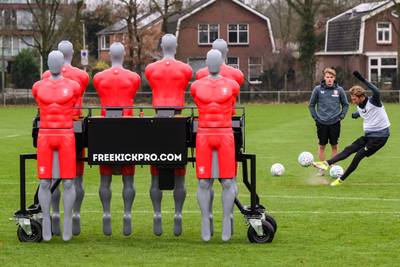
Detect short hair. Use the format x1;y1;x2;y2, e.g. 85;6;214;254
323;68;336;77
349;85;367;97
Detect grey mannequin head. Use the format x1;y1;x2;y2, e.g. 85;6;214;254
48;50;64;78
161;34;177;59
212;39;228;61
58;40;73;65
206;49;223;76
109;42;125;67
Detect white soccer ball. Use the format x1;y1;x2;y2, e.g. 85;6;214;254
298;152;314;167
270;163;285;176
330;165;344;179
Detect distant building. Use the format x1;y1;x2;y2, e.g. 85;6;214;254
97;0;277;83
0;0;81;72
168;0;277;83
0;0;35;71
96;12;163;67
316;1;399;84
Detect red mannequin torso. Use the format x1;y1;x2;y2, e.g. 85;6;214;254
93;67;141;116
43;65;89;117
191;76;239;128
33;77;80;129
145;58;192;107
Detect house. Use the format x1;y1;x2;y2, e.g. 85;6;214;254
167;0;277;84
316;1;400;84
97;0;277;83
0;0;83;72
0;0;35;71
96;12;163;65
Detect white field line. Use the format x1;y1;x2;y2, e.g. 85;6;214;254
0;134;27;139
0;182;37;185
264;195;400;202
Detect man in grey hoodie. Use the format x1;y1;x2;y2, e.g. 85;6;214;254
309;68;349;175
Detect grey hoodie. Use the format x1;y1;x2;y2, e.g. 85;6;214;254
309;81;349;125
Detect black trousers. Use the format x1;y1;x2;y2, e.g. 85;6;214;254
327;136;389;180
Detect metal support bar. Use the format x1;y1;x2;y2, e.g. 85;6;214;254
19;154;37;212
234;198;245;213
238;153;260;210
250;154;257;210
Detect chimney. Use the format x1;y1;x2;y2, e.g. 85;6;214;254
350;8;356;19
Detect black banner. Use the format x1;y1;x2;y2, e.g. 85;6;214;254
87;117;188;165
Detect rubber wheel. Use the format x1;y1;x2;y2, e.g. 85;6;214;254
17;220;42;243
264;214;277;233
247;220;275;243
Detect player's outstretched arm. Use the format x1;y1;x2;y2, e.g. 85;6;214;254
353;71;381;107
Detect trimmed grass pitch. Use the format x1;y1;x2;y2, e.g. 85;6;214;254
0;104;399;266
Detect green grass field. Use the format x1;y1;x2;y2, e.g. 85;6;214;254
0;104;399;267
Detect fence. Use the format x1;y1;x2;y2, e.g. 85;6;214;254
2;88;400;105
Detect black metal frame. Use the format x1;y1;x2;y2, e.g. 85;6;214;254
14;154;64;219
14;105;271;241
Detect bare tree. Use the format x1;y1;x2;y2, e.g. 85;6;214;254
264;0;296;47
26;0;84;73
118;0;142;72
287;0;324;88
83;0;120;60
117;0;159;75
150;0;183;34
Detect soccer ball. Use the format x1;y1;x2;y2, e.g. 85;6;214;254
330;165;344;178
270;163;285;176
298;152;314;167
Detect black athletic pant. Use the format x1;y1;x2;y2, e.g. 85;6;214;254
327;136;388;180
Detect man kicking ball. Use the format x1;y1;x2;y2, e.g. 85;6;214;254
313;71;390;186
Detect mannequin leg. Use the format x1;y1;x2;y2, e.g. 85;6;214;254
122;175;135;236
197;179;213;241
173;175;186;236
209;150;219;237
51;151;61;235
99;175;112;235
72;175;84;235
149;174;163;236
231;177;238;235
221;179;235;241
62;179;76;241
39;179;52;241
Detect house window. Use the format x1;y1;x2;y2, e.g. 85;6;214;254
227;57;239;69
369;57;397;83
198;24;219;45
248;57;263;83
101;35;110;50
17;10;33;30
0;9;17;28
187;57;206;75
376;22;392;44
2;36;12;57
12;36;20;56
228;24;249;44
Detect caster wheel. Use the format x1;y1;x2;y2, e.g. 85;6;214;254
247;220;275;243
17;220;42;243
264;213;277;233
